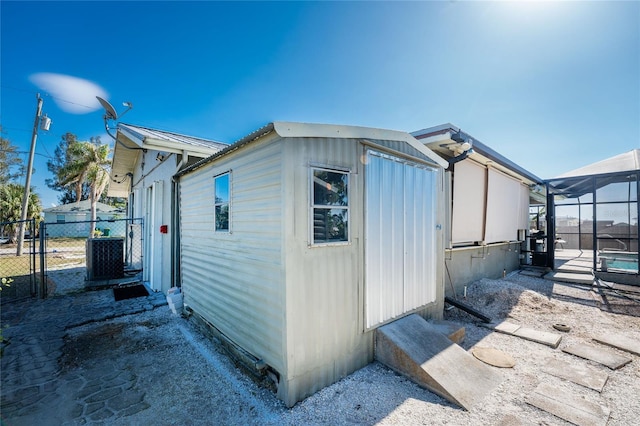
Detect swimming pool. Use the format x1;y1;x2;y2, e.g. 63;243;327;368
600;252;639;273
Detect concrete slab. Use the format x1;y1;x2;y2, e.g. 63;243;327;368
376;314;502;410
513;327;562;349
519;269;546;278
484;321;562;348
493;321;521;334
526;382;610;426
544;271;594;285
562;343;632;370
593;334;640;357
542;358;608;392
429;320;465;344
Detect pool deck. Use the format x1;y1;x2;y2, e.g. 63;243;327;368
547;249;639;286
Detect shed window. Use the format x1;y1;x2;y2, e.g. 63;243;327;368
56;214;65;224
214;172;230;232
312;168;349;244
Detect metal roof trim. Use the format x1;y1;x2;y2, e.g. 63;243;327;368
412;124;543;184
273;122;448;168
469;137;543;184
118;123;228;151
175;123;276;178
411;123;460;139
175;122;449;178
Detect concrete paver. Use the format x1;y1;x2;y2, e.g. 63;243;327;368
1;287;167;425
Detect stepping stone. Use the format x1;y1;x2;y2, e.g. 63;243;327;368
471;347;515;368
562;343;632;370
483;321;562;348
544;271;594;285
593;334;640;357
542;358;609;392
526;382;610;426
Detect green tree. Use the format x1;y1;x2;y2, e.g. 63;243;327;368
56;139;111;237
0;126;25;184
0;183;42;243
46;132;85;203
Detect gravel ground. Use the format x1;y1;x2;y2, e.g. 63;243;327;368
94;274;640;424
282;273;640;425
5;272;640;425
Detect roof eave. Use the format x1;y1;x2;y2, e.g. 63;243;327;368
412;124;543;185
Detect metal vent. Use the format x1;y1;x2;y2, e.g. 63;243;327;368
86;238;124;280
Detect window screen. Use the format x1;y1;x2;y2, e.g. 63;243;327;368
312;168;349;244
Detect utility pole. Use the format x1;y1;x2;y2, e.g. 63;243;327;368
17;94;43;256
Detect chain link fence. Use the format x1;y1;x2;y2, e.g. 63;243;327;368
1;217;144;303
0;219;38;304
41;218;144;295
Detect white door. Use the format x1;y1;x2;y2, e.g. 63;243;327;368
143;181;163;290
365;150;437;328
143;186;154;285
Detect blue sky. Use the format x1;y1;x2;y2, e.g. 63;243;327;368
2;1;639;208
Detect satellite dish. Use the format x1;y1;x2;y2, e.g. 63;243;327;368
96;96;118;120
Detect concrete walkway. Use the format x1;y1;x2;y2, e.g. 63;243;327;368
1;288;168;424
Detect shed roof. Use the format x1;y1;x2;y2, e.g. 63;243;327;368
177;121;448;178
108;123;228;197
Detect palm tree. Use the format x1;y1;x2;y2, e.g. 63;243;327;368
57;139;111;237
0;183;41;244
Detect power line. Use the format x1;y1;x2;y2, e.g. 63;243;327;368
42;92;95;110
1;84;97;110
0;149;53;159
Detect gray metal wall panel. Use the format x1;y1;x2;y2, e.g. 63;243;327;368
283;137;370;386
364;150;438;328
179;139;285;372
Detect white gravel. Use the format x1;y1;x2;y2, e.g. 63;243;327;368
60;272;640;425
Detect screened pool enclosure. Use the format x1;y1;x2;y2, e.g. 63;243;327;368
545;150;639;280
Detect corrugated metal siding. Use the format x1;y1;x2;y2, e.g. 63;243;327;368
179;138;285;372
283;137;369;384
280;137;443;405
402;163;438;310
364;150;438;328
363;138;441;168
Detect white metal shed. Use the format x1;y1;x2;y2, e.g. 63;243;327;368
176;122;447;407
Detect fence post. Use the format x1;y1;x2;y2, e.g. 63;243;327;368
30;218;37;297
39;221;46;299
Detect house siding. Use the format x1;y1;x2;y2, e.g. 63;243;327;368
179;137;286;373
130;156;176;293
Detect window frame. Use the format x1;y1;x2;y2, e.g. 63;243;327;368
213;171;231;233
309;166;350;246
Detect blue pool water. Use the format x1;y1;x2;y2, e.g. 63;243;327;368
605;259;638;272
